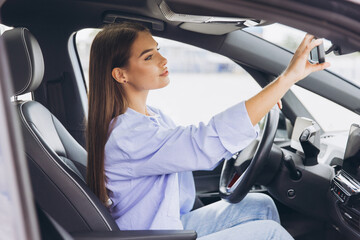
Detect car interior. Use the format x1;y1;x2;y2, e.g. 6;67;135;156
1;0;360;239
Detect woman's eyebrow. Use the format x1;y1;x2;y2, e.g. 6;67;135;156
138;42;159;58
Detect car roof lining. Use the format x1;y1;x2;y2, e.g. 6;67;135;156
2;0;359;53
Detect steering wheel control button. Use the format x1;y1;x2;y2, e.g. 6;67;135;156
287;189;296;199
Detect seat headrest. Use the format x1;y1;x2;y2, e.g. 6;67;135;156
2;28;44;96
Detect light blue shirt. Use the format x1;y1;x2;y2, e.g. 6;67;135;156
104;101;259;230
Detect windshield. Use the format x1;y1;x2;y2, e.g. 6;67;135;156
244;23;360;87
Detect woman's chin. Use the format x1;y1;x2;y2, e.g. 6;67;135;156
160;77;170;88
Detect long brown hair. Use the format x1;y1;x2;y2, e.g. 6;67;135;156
86;22;149;204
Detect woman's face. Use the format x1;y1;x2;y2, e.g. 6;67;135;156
124;31;169;92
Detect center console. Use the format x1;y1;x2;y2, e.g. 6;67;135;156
332;171;360;231
330;124;360;237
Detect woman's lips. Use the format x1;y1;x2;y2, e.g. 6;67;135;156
160;69;169;77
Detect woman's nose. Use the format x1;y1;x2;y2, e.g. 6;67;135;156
160;54;167;67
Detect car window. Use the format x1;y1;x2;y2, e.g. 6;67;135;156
75;28;99;88
76;29;262;126
291;85;360;132
147;37;262;126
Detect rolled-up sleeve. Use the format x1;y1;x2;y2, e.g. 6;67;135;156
105;101;259;180
214;101;259;153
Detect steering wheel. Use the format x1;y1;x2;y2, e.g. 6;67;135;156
219;106;280;203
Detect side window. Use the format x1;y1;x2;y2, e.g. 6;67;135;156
76;29;262;126
148;37;262;125
75;28;100;87
291;85;360;131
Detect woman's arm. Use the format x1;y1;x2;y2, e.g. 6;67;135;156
245;34;330;126
105;102;258;179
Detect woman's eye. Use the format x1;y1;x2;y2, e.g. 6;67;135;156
145;55;153;61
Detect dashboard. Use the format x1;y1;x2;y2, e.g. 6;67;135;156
285;117;360;239
325;124;360;239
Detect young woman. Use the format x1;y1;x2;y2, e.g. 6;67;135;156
87;22;329;239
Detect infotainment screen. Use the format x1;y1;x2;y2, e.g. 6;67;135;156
343;124;360;181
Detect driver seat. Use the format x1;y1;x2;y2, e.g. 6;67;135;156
2;27;196;239
3;27;118;233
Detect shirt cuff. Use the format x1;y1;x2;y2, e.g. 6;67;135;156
213;101;259;154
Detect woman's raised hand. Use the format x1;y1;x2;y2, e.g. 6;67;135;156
281;34;330;84
245;34;330;126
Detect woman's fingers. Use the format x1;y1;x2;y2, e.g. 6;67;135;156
296;34;315;53
306;38;323;54
297;35;321;60
305;38;331;73
309;61;331;72
282;33;331;83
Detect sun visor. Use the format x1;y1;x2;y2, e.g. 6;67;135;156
103;13;164;31
159;1;265;35
179;22;241;35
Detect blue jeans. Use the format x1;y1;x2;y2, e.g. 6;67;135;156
181;193;294;240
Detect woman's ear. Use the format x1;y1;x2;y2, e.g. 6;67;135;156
112;68;127;84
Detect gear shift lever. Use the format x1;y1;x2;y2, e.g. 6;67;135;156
299;123;321;166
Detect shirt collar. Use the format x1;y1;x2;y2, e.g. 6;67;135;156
126;106;160;119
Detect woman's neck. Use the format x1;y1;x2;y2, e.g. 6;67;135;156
129;103;150;116
126;89;149;116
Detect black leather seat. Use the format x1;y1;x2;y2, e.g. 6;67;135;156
2;27;196;239
2;27;119;233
